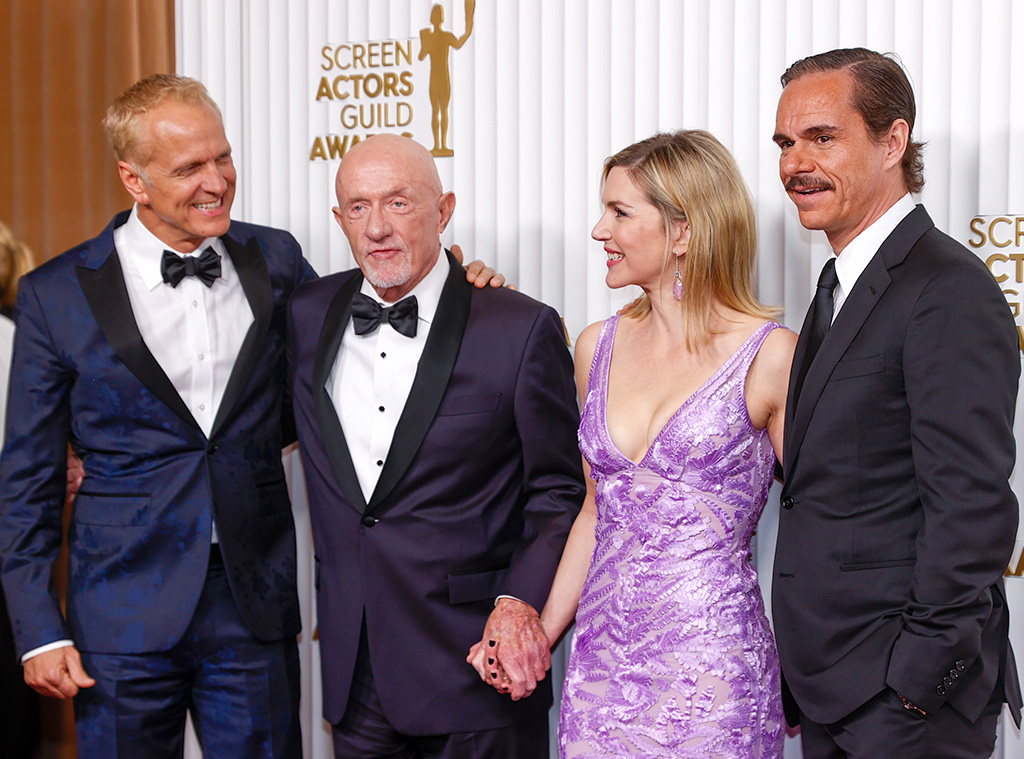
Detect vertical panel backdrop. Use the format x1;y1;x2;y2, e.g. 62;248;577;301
177;2;1024;758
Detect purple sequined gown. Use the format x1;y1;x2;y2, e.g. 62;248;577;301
560;316;784;758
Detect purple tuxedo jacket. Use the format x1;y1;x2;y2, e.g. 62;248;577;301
287;251;585;735
0;211;316;658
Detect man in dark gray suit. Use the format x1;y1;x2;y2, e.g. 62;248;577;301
772;48;1022;758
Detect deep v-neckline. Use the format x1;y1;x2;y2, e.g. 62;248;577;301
600;317;771;468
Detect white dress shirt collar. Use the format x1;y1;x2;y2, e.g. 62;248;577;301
832;193;916;317
120;205;231;291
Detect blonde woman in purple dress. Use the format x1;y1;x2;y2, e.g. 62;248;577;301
475;131;795;757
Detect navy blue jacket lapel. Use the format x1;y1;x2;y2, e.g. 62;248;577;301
76;240;202;434
210;233;273;438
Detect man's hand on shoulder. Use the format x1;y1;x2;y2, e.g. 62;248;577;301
24;645;95;699
450;244;513;290
474;597;550;701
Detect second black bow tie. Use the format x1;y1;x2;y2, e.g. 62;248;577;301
351;292;418;338
161;246;222;288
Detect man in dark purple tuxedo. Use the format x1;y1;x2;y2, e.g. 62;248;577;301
287;134;584;758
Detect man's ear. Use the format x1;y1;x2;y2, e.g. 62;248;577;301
118;161;149;205
438;191;456;233
885;119;910;170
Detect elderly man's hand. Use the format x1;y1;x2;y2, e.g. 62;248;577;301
468;597;550;700
450;244;511;289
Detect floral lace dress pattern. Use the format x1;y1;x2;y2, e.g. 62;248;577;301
560;316;785;759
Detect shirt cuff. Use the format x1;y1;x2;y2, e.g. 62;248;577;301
495;594;524;606
21;639;74;664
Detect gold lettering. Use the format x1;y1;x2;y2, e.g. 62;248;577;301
367;42;380;67
335;44;352;70
1018;325;1024;354
1017;217;1024;247
1008;544;1024;576
362;73;383;98
310;137;328;161
352;43;366;69
332;76;349;100
989;217;1013;248
315;77;333;100
395;40;412;66
988;252;1010;283
1003;289;1019;317
321;46;335;71
399;71;413;96
969;217;986;248
1011;252;1024;282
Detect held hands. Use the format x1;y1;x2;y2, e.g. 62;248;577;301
23;645;95;699
466;597;550;700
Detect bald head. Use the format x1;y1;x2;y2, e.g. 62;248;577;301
333;135;456;302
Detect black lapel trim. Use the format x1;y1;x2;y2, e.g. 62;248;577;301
75;252;201;432
210;235;273;438
368;251;470;511
314;273;368;513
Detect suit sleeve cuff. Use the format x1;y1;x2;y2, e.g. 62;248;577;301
21;639;74;664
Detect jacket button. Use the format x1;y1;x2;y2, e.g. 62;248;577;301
943;676;953;687
781;496;795;510
949;669;958;680
206;443;217;454
937;685;947;696
361;515;379;528
957;660;966;671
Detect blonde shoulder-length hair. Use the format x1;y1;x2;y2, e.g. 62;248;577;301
606;130;777;347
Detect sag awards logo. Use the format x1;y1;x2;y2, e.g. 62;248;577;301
310;0;475;161
969;215;1024;354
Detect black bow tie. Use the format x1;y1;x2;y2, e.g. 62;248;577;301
160;246;222;288
351;292;418;338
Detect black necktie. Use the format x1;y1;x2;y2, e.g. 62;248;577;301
793;257;839;405
160;246;222;288
351;292;418;338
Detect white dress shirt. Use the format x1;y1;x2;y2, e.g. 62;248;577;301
114;206;254;436
328;250;448;502
831;193;916;322
22;208;254;664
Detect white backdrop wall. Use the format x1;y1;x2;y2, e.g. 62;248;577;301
176;2;1024;757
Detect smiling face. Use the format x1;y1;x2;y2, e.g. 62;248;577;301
118;99;235;253
591;166;687;295
333;134;455;302
773;69;908;253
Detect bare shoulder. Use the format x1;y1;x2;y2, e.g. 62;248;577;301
573;320;607;397
747;322;796;402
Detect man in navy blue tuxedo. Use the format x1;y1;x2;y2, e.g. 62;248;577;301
0;74;314;758
288;134;584;758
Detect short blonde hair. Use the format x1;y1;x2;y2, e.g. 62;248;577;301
0;221;36;311
604;130;775;346
102;73;222;166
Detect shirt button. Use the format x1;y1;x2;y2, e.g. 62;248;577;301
378;406;385;412
198;353;205;361
199;403;206;411
376;460;383;467
192;300;198;308
380;352;386;358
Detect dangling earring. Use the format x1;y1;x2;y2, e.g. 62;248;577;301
672;253;683;301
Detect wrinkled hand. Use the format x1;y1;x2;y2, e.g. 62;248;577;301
466;598;550;700
450;244;511;289
66;450;84;507
24;646;95;699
